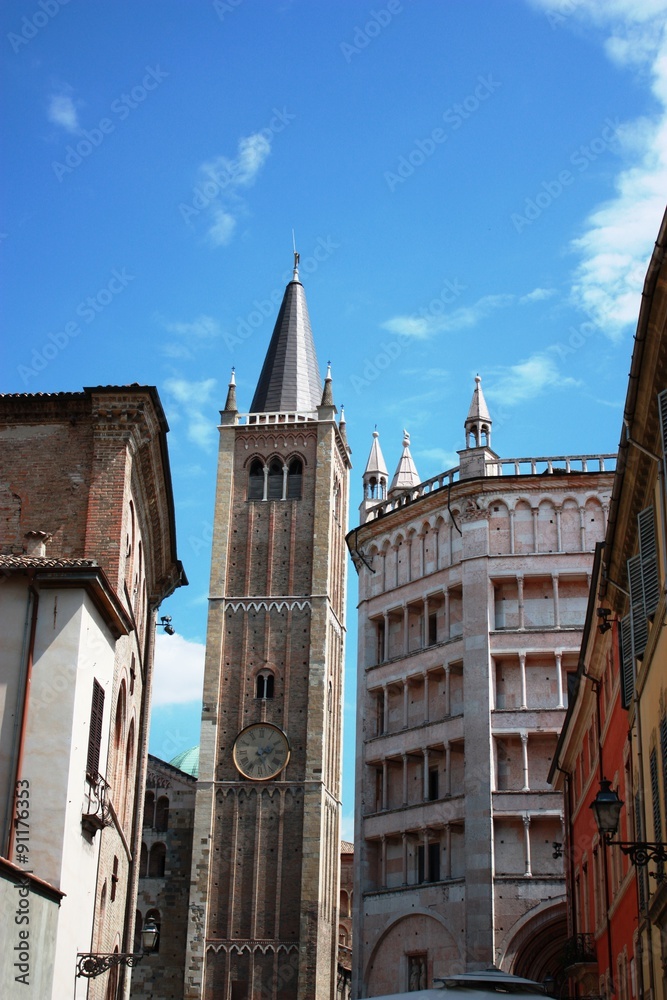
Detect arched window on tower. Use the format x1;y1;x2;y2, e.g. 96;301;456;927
155;795;169;832
287;458;303;499
267;459;284;500
256;672;275;699
143;790;154;828
248;459;265;500
148;842;166;878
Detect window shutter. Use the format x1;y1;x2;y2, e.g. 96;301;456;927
650;748;662;841
658;388;667;462
638;506;660;619
87;680;105;779
628;554;648;661
619;614;634;709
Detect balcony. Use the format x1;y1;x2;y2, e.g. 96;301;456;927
563;933;597;970
82;773;112;835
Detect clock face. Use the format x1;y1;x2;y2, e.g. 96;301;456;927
232;723;290;780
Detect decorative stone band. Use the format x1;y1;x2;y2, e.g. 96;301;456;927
206;940;300;955
219;597;312;613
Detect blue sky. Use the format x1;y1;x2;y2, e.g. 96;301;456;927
3;0;666;838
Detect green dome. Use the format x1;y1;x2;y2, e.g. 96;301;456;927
169;745;199;778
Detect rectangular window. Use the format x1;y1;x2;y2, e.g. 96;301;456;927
428;768;439;801
428;613;437;646
87;680;105;780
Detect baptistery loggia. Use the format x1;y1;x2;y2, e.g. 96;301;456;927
347;379;615;998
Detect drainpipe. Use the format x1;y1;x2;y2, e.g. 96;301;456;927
4;584;39;860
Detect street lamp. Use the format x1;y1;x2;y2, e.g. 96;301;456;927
590;778;667;881
76;916;159;978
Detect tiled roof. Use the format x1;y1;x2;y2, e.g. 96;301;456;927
250;278;322;413
0;555;98;570
341;840;354;854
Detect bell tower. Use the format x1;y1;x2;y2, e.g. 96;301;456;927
185;258;351;1000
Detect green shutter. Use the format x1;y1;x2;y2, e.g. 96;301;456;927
619;614;634;709
638;507;660;619
628;554;648;660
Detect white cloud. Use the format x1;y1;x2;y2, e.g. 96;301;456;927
152;632;205;706
163;376;218;449
208;208;237;247
382;287;550;340
486;352;580;405
48;92;80;133
191;132;272;247
525;0;667;338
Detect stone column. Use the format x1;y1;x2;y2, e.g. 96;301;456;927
523;814;532;877
381;548;387;592
403;680;409;729
531;507;539;553
444;588;450;639
445;742;451;796
282;463;288;500
382;685;389;734
403;604;409;655
444;822;452;878
552;574;560;627
517;576;525;629
383;611;390;661
444;664;451;716
509;508;515;554
382;760;388;810
422;748;429;801
407;536;413;583
555;651;564;709
381;835;387;887
579;506;586;551
402;831;408;884
556;506;562;551
402;754;408;806
422;827;430;882
262;463;269;501
422;596;429;647
519;652;527;710
521;732;529;791
423;671;429;724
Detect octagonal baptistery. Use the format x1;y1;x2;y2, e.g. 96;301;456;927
347;379;615;996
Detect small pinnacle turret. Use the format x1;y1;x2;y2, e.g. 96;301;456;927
360;428;389;519
223;368;238;413
465;374;492;449
389;430;421;495
458;374;500;480
320;362;334;407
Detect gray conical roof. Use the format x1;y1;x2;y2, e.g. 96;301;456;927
250;277;322;413
466;374;491;423
389;431;420;493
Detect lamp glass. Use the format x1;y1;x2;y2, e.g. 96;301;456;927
141;917;158;953
590;778;623;837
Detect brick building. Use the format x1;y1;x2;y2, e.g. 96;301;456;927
131;752;198;1000
347;384;615;996
0;386;184;1000
184;258;351;1000
549;207;667;1000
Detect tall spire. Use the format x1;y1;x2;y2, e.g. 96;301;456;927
389;431;421;495
223;368;237;413
250;260;322;414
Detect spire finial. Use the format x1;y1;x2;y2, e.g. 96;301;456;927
292;229;299;281
320;362;334;408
